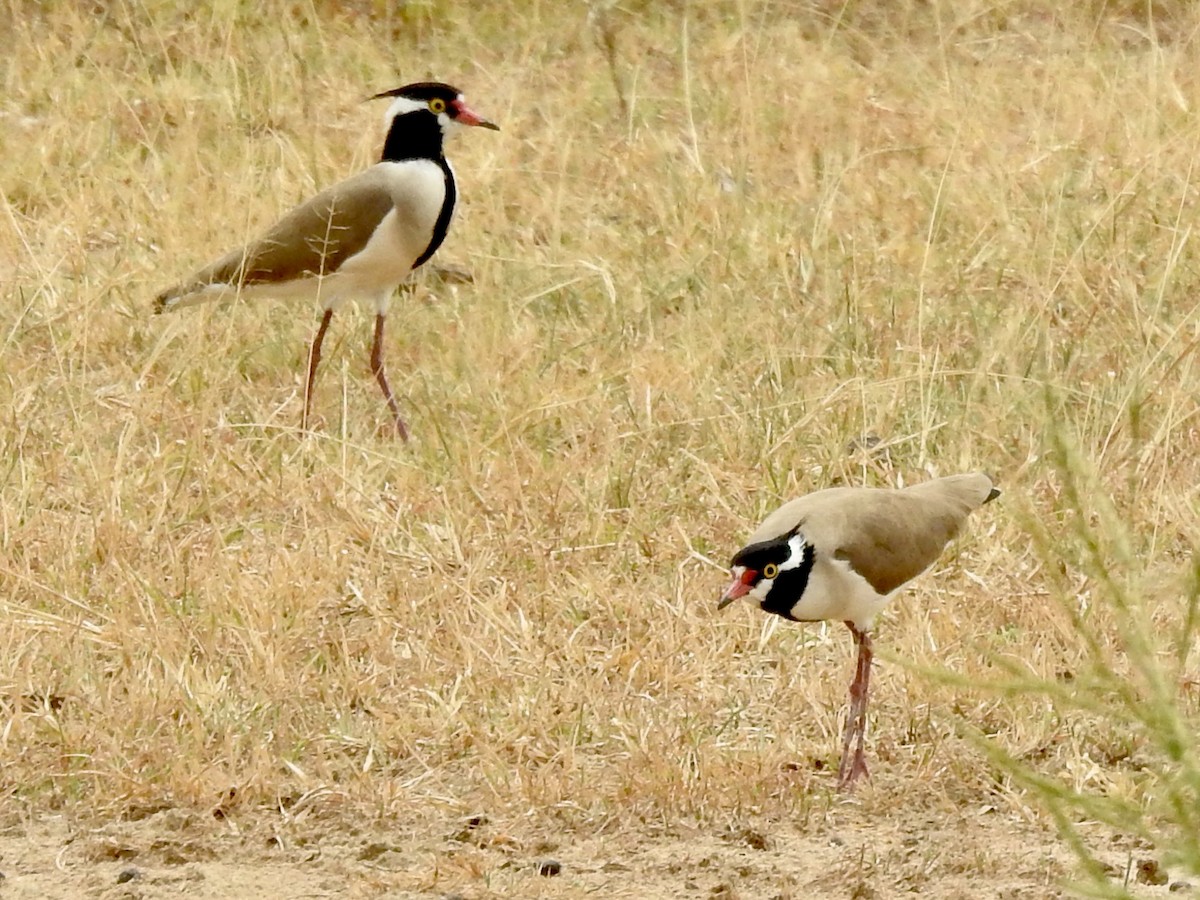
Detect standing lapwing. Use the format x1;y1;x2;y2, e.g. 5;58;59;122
154;82;499;439
718;473;999;789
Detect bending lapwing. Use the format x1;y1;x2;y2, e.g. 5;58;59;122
718;473;999;789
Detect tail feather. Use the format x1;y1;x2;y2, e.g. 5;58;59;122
153;284;194;314
154;243;255;314
153;281;236;314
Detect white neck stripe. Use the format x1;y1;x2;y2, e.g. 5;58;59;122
384;95;427;123
777;533;807;572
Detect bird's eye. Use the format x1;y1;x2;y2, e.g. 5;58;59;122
762;563;778;579
429;98;447;114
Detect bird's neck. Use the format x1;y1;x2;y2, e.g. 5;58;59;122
380;111;446;163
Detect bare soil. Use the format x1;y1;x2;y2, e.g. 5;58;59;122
0;801;1186;899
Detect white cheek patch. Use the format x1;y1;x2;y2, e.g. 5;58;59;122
749;578;773;600
777;533;808;572
438;94;465;132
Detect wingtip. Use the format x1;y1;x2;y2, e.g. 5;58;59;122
968;472;1001;505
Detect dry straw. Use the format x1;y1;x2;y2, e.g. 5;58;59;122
2;0;1200;892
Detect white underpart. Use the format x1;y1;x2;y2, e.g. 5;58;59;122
331;159;447;312
792;556;890;630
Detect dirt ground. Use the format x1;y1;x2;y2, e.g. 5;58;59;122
0;801;1188;899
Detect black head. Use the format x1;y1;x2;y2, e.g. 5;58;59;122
370;81;499;131
717;529;815;621
370;81;498;163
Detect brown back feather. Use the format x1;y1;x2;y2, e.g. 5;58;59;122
748;473;996;596
155;169;396;307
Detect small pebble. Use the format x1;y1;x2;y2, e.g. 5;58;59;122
357;842;393;862
449;813;490;843
740;829;769;851
1170;882;1192;893
116;867;140;884
1137;858;1168;886
536;859;562;877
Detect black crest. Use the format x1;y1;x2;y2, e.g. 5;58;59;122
369;81;463;105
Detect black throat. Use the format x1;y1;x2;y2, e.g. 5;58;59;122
380;109;457;271
381;109;445;163
760;543;816;622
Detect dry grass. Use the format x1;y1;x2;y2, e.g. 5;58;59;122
3;0;1200;894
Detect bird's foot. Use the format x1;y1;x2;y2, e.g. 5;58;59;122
836;752;870;792
393;415;410;442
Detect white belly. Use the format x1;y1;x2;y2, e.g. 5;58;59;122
787;557;892;629
335;159;448;297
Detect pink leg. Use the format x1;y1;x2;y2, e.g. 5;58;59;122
303;309;334;431
370;313;409;441
837;622;873;790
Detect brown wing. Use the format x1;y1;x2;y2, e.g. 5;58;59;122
156;168;396;305
747;474;996;596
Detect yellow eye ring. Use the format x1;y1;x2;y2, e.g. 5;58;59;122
429;98;447;114
762;563;779;579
